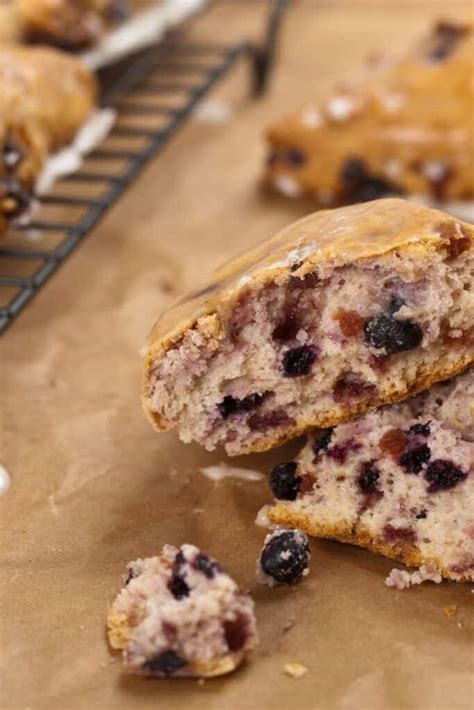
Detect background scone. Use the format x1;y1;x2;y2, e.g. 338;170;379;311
0;46;97;235
142;199;473;455
18;0;124;49
108;544;257;678
267;369;474;582
264;19;474;209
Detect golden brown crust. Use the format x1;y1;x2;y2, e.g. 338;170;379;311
143;200;473;359
267;505;471;583
142;201;473;449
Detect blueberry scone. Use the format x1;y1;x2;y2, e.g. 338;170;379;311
142;199;473;455
267;369;474;581
265;19;474;208
107;544;258;678
0;46;97;235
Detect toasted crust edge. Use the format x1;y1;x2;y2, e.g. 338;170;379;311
267;506;473;583
107;609;252;678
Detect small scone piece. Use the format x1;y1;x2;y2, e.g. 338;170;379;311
107;544;257;678
142;199;473;455
264;19;474;207
267;369;474;581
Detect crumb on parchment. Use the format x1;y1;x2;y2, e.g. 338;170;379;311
284;663;307;679
443;605;457;618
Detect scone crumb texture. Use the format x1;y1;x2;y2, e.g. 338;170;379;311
107;544;257;678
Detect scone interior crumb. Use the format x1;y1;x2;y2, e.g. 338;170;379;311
107;544;257;678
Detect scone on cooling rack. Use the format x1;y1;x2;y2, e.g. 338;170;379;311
108;544;258;678
264;19;474;213
0;1;159;50
267;368;473;582
17;0;125;49
142;198;473;455
0;46;97;235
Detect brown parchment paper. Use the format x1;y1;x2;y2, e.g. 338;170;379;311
1;2;473;709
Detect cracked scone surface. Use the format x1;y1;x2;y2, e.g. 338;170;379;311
264;19;474;206
142;199;473;455
268;369;474;582
108;544;257;678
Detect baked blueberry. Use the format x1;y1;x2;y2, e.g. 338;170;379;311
408;421;431;437
223;614;249;652
363;312;423;354
272;307;301;342
142;650;187;676
193;553;220;579
424;459;467;492
168;573;190;600
399;444;431;474
269;461;301;500
218;393;264;418
283;148;307;166
259;529;310;585
340;158;402;202
282;346;316;377
313;427;334;454
357;461;381;494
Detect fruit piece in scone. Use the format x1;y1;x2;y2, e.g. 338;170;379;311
108;544;258;678
257;529;311;587
267;368;474;582
264;19;474;207
142;199;473;455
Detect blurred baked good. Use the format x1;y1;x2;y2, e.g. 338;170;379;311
0;46;97;235
265;20;474;207
142;198;473;455
17;0;125;49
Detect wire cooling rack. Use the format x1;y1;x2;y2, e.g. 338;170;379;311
0;0;289;334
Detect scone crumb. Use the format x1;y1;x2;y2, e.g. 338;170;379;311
443;604;457;618
385;565;442;589
284;663;307;678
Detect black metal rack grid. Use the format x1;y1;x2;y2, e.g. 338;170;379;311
0;0;289;334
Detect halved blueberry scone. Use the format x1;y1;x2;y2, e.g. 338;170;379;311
108;544;258;678
267;369;473;582
264;19;474;210
142;199;473;455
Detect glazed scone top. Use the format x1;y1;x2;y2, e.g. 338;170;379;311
0;46;97;138
145;199;473;357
